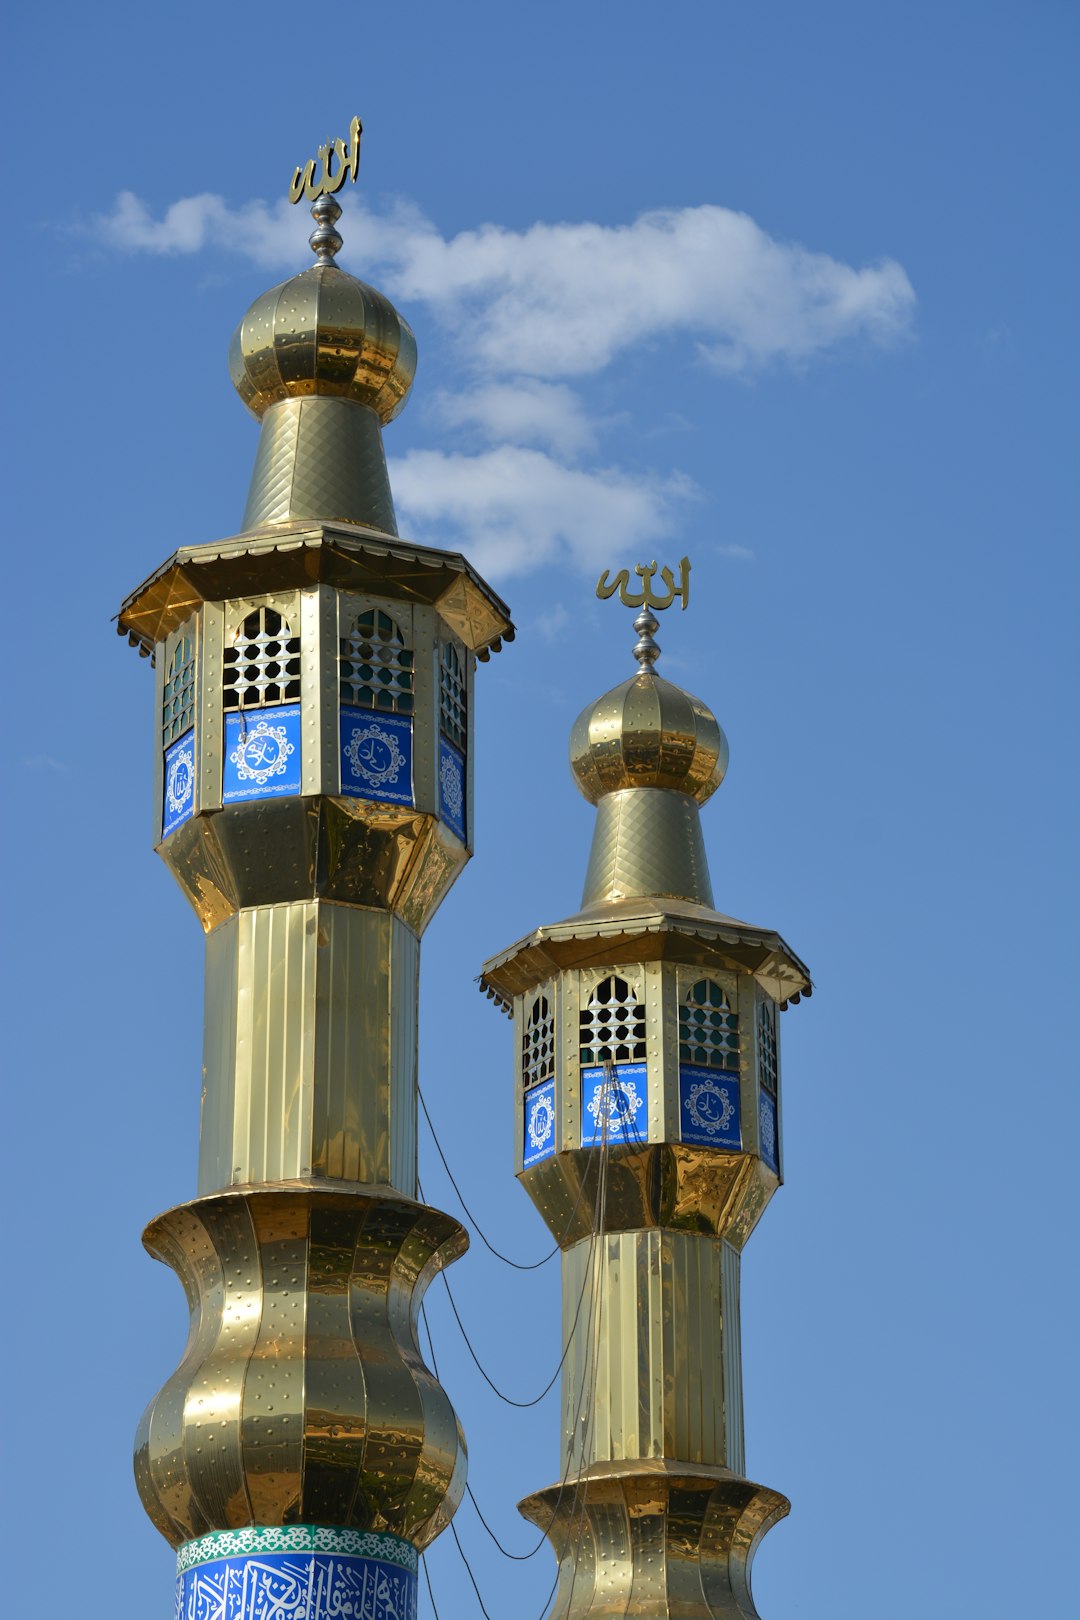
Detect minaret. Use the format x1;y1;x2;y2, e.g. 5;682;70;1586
117;132;513;1619
479;585;810;1619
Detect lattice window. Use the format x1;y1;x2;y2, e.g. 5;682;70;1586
163;633;195;743
679;979;740;1071
757;998;778;1097
440;641;467;750
223;607;301;711
340;609;414;714
579;975;646;1067
523;994;555;1089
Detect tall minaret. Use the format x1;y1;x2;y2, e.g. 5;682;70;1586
480;580;810;1619
117;129;513;1620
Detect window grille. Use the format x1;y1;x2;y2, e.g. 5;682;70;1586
523;995;555;1089
222;607;301;711
440;641;467;750
340;609;414;713
757;998;778;1097
579;975;646;1067
163;633;195;743
679;979;740;1070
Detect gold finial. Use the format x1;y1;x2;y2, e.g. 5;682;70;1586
288;116;363;205
595;556;691;671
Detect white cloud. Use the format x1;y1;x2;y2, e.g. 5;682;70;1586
95;192;914;378
431;379;597;457
389;446;695;579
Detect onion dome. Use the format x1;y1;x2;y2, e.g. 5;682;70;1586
570;608;728;806
228;195;416;425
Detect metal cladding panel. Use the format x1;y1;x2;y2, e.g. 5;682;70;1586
721;1241;745;1475
198;902;418;1194
561;1230;739;1474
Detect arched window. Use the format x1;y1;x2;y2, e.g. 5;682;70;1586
163;633;195;742
523;994;555;1089
341;609;413;713
579;975;646;1067
223;607;300;711
757;998;778;1098
439;641;467;750
679;979;740;1071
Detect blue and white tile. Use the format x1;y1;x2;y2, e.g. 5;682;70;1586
439;736;467;841
223;705;301;803
580;1062;648;1148
163;728;196;837
758;1089;779;1173
679;1065;741;1149
523;1079;557;1168
340;707;414;806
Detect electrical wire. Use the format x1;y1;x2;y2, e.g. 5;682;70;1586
418;1084;594;1269
421;1554;441;1620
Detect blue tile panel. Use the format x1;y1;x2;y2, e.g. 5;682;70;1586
580;1062;648;1148
223;705;301;804
679;1065;741;1149
176;1527;417;1620
439;736;467;842
162;728;196;838
340;707;414;806
523;1079;557;1168
758;1089;779;1174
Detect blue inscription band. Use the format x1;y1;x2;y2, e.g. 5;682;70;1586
176;1525;418;1620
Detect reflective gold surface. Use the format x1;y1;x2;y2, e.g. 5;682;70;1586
581;788;714;909
135;1184;466;1550
229;265;416;425
520;1464;788;1620
242;396;398;533
200;902;420;1196
570;671;727;806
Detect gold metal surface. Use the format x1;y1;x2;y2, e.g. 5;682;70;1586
242;396;398;533
561;1232;744;1472
289;116;362;204
135;1184;466;1550
199;902;420;1195
520;1464;788;1620
581;788;714;909
117;523;514;661
570;671;727;806
229;265;416;426
596;556;691;612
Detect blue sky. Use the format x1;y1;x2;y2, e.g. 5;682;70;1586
5;2;1077;1616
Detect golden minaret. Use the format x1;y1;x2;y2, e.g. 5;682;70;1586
480;586;811;1619
117;129;513;1618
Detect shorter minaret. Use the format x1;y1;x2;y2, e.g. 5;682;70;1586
480;575;811;1619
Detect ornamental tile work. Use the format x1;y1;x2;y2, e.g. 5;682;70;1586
679;1064;741;1149
439;737;466;841
581;1061;648;1149
339;707;414;806
223;705;301;803
163;729;196;838
177;1526;418;1576
523;1078;557;1168
758;1089;779;1174
175;1552;416;1620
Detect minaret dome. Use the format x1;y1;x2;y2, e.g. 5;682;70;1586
569;669;728;806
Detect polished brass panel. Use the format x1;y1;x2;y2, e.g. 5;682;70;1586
198;902;420;1196
135;1184;466;1550
118;524;514;660
520;1463;788;1620
581;788;714;909
160;799;468;933
560;1233;744;1472
242;397;398;534
229;264;416;426
570;671;727;806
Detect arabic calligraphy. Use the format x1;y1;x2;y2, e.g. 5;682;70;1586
178;1551;416;1620
595;556;691;612
289;116;363;205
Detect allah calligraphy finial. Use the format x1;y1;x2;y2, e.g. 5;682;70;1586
289;116;363;268
595;556;691;672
